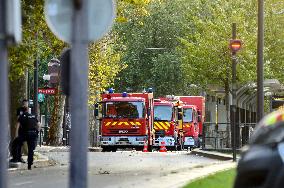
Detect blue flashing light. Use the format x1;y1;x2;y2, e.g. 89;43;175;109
108;88;114;93
122;92;128;97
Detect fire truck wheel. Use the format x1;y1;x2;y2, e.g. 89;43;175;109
111;147;117;152
148;145;153;152
177;145;182;151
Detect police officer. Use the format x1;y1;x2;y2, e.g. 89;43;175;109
10;99;29;163
16;107;41;170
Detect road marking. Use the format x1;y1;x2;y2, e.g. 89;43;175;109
14;181;33;186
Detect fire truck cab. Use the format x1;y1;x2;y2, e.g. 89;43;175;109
153;98;184;150
182;104;200;150
100;91;154;152
177;96;205;150
153;99;176;149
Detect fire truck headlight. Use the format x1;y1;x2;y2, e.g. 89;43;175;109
101;137;111;141
136;137;146;141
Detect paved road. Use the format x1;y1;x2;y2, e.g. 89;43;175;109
8;151;230;188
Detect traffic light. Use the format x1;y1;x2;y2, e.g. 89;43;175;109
48;58;60;85
229;39;242;53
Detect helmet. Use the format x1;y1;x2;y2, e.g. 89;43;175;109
234;109;284;188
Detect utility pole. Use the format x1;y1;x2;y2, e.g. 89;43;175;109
0;0;8;187
69;0;89;187
257;0;264;122
230;23;241;162
232;23;237;162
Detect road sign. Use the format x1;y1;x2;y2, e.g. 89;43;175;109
38;88;57;95
44;0;116;43
38;93;45;103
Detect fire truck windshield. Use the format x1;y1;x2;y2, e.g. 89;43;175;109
183;108;193;122
104;101;145;118
154;106;172;121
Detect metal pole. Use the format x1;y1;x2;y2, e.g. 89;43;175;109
202;123;205;149
257;0;264;122
63;96;68;146
33;60;39;118
69;0;89;187
44;95;48;142
27;70;30;102
0;0;8;187
232;23;237;162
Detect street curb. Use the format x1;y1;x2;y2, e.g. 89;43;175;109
8;159;56;171
8;153;56;171
190;149;233;161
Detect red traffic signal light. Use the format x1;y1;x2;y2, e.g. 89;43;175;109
229;39;242;53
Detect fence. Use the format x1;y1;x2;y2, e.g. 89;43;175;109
202;122;256;150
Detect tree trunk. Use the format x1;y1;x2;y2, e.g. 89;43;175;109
47;86;65;146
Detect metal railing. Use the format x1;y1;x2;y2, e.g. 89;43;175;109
202;122;256;150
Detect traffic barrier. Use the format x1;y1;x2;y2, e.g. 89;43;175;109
159;141;167;152
143;141;148;152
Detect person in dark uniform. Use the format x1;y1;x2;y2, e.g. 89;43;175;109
16;107;41;170
10;99;29;163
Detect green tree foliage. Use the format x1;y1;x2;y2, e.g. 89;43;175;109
9;0;64;81
178;0;258;91
179;0;284;91
115;0;284;98
114;0;192;96
264;0;284;83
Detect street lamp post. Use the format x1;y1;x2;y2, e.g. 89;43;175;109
230;23;242;162
43;74;50;143
34;60;39;119
257;0;264;122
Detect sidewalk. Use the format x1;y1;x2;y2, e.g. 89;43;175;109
8;152;56;171
35;145;102;152
190;148;238;161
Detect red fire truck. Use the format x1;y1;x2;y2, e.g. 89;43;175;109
154;98;184;150
100;91;154;152
177;96;205;150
